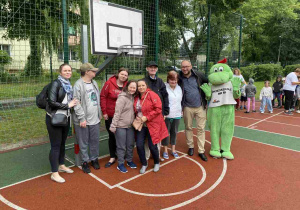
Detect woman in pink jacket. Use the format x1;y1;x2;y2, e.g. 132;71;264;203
134;79;168;174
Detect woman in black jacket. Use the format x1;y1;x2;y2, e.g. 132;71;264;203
46;63;78;183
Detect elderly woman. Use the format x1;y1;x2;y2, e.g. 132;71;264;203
46;63;78;183
134;79;168;174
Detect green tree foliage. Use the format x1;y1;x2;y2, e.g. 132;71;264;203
0;0;86;76
239;0;300;64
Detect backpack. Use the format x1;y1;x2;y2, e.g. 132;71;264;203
36;83;51;109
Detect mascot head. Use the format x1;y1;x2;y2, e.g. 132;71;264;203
208;58;233;85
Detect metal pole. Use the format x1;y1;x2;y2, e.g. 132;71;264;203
62;0;69;64
205;5;211;76
277;36;281;63
155;0;159;63
81;25;89;63
238;15;243;68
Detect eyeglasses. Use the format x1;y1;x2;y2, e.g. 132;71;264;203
181;66;191;69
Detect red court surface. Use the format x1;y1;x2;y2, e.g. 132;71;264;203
235;102;300;138
1;131;299;210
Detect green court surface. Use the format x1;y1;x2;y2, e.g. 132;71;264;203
0;118;299;189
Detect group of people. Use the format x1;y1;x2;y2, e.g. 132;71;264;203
45;61;300;184
233;68;300;115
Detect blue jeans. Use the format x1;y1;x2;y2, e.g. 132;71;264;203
260;97;273;113
136;127;159;166
272;92;281;107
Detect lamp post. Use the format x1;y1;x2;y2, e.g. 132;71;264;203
277;36;282;63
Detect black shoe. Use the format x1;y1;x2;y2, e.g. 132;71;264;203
82;162;91;173
252;110;256;113
105;161;116;168
188;148;194;156
244;111;250;113
91;159;100;170
199;153;208;162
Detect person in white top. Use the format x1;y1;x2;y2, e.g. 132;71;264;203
282;68;300;115
233;68;247;110
259;81;273;113
162;71;183;159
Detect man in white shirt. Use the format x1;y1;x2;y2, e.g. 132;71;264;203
283;68;300;115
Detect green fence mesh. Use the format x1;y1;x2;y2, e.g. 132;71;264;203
0;0;242;152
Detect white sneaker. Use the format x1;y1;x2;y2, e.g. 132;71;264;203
296;110;300;113
260;111;264;114
58;166;74;173
269;111;273;113
140;165;148;174
153;164;160;172
51;174;65;183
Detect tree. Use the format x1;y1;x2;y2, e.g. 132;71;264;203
0;0;85;76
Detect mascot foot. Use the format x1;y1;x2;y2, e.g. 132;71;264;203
221;151;234;160
209;150;222;159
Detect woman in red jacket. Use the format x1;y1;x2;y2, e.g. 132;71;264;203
134;79;169;174
100;67;128;167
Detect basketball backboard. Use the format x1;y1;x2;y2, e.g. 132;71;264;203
89;0;144;55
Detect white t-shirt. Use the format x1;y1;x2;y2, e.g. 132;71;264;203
283;72;298;91
165;83;182;118
233;74;245;82
209;81;237;108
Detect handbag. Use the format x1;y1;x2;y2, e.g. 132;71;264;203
133;92;149;131
51;94;69;127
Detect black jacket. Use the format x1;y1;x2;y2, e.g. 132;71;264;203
178;69;208;109
46;79;69;115
144;75;170;116
272;81;283;93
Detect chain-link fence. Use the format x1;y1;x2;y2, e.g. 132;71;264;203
0;0;243;152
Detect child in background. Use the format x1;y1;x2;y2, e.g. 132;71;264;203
245;78;257;113
259;81;273;114
272;76;283;108
240;84;247;110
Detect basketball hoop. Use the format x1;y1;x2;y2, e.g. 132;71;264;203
117;45;148;73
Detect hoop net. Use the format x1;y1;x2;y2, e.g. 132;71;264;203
117;45;148;73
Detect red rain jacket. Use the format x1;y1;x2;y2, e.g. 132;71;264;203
100;76;127;118
134;89;169;144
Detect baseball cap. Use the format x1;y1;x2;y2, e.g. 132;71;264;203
147;61;158;67
80;63;98;72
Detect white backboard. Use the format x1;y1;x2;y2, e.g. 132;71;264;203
89;0;144;55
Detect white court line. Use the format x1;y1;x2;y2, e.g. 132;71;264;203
110;154;187;189
235;125;300;139
236;116;300;127
162;159;227;210
117;156;206;197
0;194;26;210
246;111;283;128
88;173;114;189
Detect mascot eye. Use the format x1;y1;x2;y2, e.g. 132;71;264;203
219;66;224;72
214;68;218;72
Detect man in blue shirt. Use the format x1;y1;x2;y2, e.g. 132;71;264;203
178;60;208;161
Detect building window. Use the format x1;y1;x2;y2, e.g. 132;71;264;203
0;45;10;56
58;47;78;61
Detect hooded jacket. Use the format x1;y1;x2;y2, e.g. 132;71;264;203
100;76;127;118
272;78;283;93
134;89;169;144
245;78;257;98
110;91;135;131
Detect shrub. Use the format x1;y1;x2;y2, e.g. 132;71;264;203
283;64;300;76
0;72;19;83
240;64;282;82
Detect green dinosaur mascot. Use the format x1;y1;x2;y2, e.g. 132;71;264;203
200;58;241;160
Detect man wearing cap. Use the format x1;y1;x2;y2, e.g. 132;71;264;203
72;63;102;173
143;61;169;161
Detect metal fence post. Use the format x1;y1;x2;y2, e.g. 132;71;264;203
62;0;69;64
238;15;243;69
155;0;159;63
205;5;211;76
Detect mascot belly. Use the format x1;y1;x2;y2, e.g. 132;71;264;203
201;58;241;160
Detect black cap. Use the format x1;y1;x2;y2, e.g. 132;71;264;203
147;61;158;67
